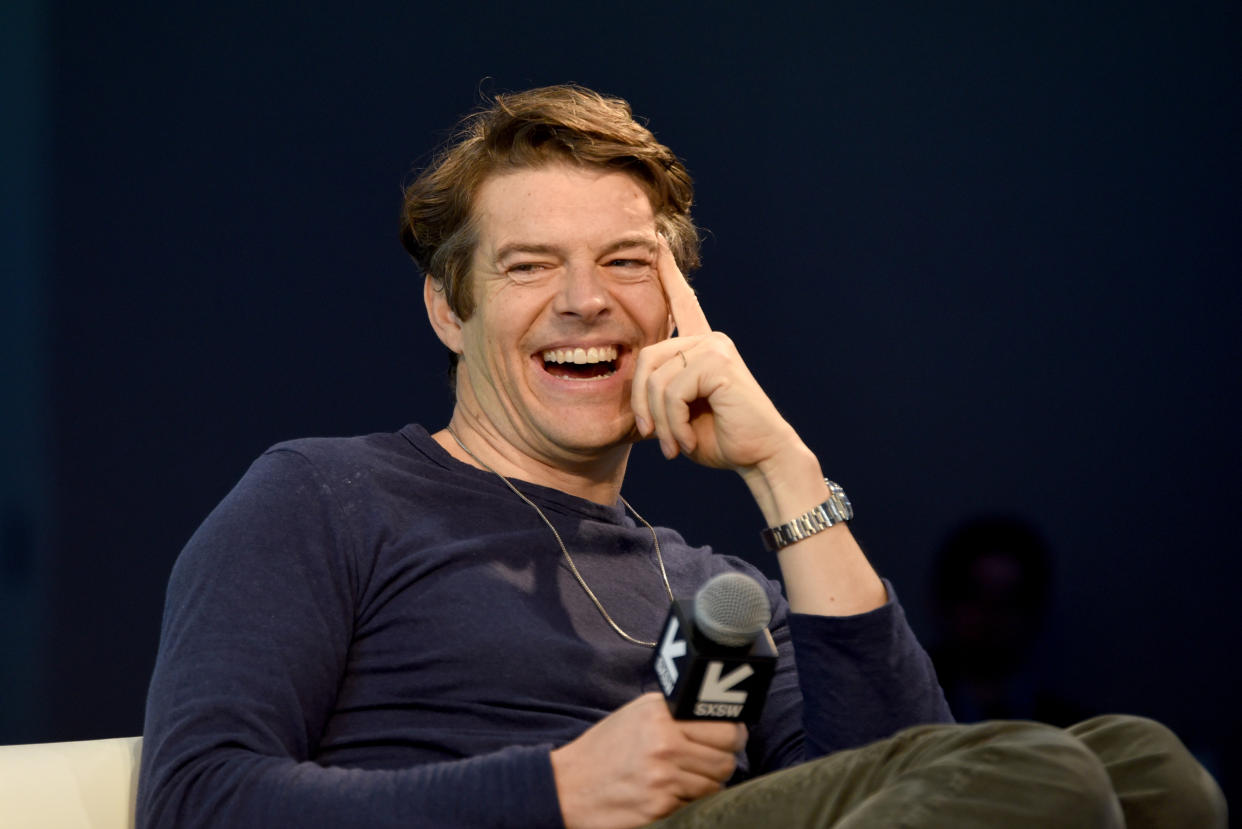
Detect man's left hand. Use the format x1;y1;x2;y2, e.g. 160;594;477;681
631;237;801;475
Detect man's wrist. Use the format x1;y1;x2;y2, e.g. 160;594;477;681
740;441;829;526
761;480;853;552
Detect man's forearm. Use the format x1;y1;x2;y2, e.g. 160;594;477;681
739;439;887;617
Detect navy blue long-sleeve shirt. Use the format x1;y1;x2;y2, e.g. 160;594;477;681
138;424;950;827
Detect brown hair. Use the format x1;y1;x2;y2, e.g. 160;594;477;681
400;84;701;323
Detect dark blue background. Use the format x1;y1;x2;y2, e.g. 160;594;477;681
4;0;1240;807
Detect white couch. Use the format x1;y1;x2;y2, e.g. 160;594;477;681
0;737;142;829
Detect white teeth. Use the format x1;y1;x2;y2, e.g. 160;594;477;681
541;345;618;365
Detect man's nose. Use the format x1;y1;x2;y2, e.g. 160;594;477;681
553;263;611;320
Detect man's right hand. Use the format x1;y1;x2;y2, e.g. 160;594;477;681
549;692;747;829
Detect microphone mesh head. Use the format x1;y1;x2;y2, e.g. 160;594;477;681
694;572;772;647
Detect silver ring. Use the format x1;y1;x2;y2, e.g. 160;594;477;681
677;350;687;368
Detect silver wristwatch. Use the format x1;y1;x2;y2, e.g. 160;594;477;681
760;479;853;552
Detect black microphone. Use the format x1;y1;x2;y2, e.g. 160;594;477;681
651;572;778;723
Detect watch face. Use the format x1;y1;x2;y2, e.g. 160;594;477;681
826;480;853;521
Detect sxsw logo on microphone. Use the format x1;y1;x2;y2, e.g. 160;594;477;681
692;663;755;718
653;600;777;723
655;616;686;695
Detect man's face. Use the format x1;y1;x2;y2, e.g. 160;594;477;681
450;163;674;465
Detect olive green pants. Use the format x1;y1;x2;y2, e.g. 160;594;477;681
652;716;1226;828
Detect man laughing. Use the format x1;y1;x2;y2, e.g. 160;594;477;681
137;85;1226;829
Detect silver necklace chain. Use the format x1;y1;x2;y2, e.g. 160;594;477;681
446;427;674;648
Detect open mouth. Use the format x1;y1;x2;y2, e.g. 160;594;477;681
541;345;619;380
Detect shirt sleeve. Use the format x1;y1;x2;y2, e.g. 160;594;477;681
786;583;954;758
137;449;565;829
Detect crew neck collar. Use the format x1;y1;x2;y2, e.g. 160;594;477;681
398;423;631;524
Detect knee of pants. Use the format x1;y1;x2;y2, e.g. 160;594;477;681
1072;714;1228;827
925;720;1125;828
995;722;1121;809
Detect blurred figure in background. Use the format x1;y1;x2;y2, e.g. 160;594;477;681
930;515;1091;726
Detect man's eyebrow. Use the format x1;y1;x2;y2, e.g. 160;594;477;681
598;237;658;257
494;237;657;262
494;243;560;262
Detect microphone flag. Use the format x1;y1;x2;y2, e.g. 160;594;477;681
652;578;778;723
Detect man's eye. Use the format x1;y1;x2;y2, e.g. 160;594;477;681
606;259;654;282
505;262;552;282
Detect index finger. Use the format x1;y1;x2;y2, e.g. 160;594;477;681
658;235;711;337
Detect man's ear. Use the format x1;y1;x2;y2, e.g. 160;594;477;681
424;275;464;354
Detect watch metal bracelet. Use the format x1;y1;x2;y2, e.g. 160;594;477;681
760;479;853;552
